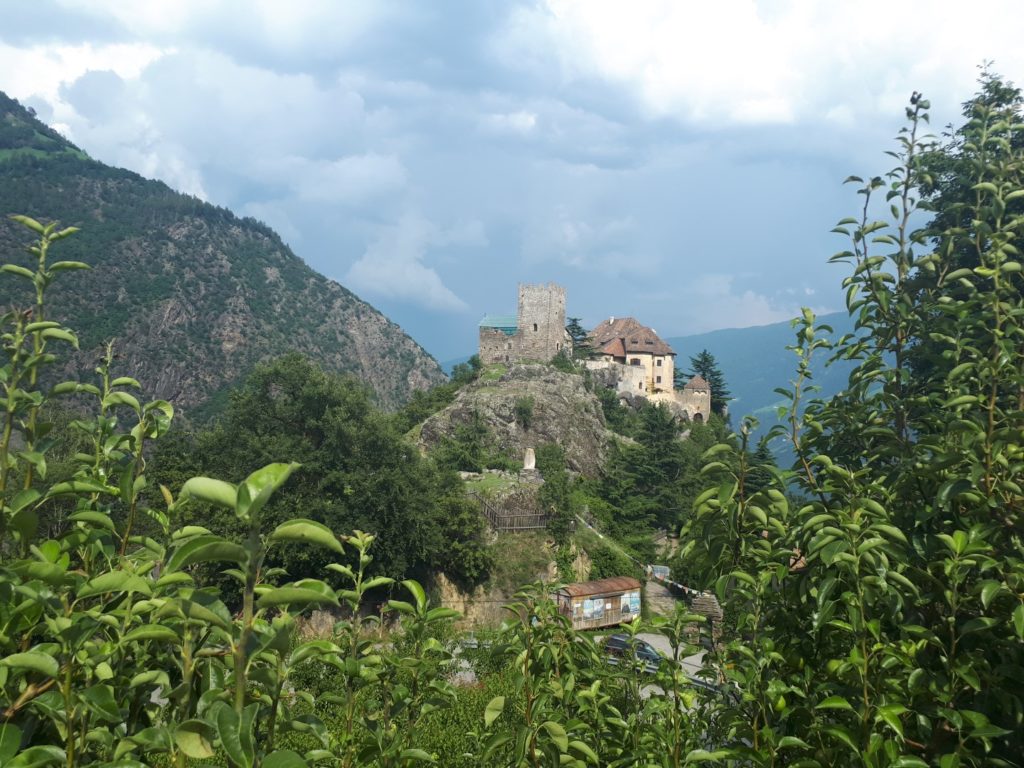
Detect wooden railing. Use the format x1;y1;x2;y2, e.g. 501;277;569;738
470;492;549;532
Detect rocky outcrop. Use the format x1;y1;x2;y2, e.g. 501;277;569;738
419;364;610;476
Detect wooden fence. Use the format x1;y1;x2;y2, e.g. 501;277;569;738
470;492;549;532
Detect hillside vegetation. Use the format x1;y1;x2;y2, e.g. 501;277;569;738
0;91;445;415
0;75;1022;768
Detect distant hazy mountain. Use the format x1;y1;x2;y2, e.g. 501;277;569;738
666;310;857;434
0;92;446;416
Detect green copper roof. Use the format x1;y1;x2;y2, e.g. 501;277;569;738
479;314;518;335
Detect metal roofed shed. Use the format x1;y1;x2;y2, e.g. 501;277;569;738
556;576;642;630
479;314;518;336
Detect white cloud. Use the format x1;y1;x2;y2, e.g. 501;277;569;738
293;153;407;204
684;273;832;332
53;0;396;61
480;110;537;135
345;215;473;312
495;0;1024;126
0;40;167;103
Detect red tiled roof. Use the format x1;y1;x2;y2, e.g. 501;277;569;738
588;317;675;357
684;374;709;390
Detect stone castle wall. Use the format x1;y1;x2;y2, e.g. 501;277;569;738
585;360;711;422
479;328;515;364
516;283;567;361
479;283;568;365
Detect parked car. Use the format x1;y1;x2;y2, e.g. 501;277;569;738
602;634;728;698
602;633;665;674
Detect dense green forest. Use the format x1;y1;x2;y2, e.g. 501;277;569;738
0;74;1022;767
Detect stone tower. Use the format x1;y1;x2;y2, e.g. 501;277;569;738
516;283;567;361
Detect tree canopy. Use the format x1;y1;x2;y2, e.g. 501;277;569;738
684;348;731;414
153;354;492;590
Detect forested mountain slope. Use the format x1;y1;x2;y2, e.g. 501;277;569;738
0;91;445;414
666;310;857;426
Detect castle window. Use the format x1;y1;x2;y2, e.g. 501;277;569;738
656;359;662;367
656;375;662;384
507;342;512;349
533;323;538;332
629;358;641;366
556;342;561;350
638;382;643;390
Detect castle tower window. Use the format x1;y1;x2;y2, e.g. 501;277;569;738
630;358;641;366
533;323;538;332
638;382;643;390
656;359;662;367
656;375;662;384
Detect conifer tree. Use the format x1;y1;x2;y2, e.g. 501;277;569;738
686;348;731;415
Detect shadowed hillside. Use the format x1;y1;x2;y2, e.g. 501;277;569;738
0;92;446;415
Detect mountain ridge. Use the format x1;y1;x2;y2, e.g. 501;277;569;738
0;91;446;414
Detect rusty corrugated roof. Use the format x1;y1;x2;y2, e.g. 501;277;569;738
557;576;642;598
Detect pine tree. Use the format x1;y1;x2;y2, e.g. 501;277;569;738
687;349;731;415
565;317;592;359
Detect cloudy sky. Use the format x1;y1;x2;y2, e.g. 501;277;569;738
3;1;1023;361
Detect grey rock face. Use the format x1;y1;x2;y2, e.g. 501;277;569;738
419;364;609;476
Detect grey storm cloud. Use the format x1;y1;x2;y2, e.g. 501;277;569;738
2;1;1023;359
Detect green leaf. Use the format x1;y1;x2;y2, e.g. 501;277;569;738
179;477;237;509
541;721;568;752
68;510;116;531
568;740;599;763
102;391;140;411
9;214;46;233
257;585;339;609
48;261;90;272
269;519;343;553
403;578;427;609
819;725;858;752
78;571;152;598
122;624;181;644
0;723;22;763
237;462;300;519
1;651;59;678
40;328;78;349
11;488;41;513
47;480;116;497
485;696;505;728
399;749;434;762
777;736;811;749
876;704;907;737
80;684;121;722
684;750;728;763
816;696;854;711
263;751;307;768
1013;604;1024;639
166;535;248;572
174;721;216;759
7;745;65;767
214;703;252;768
109;376;141;389
1;264;35;280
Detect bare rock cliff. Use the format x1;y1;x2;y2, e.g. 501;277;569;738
419;364;609;476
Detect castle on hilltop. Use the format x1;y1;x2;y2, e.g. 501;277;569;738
478;284;711;423
478;283;571;365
